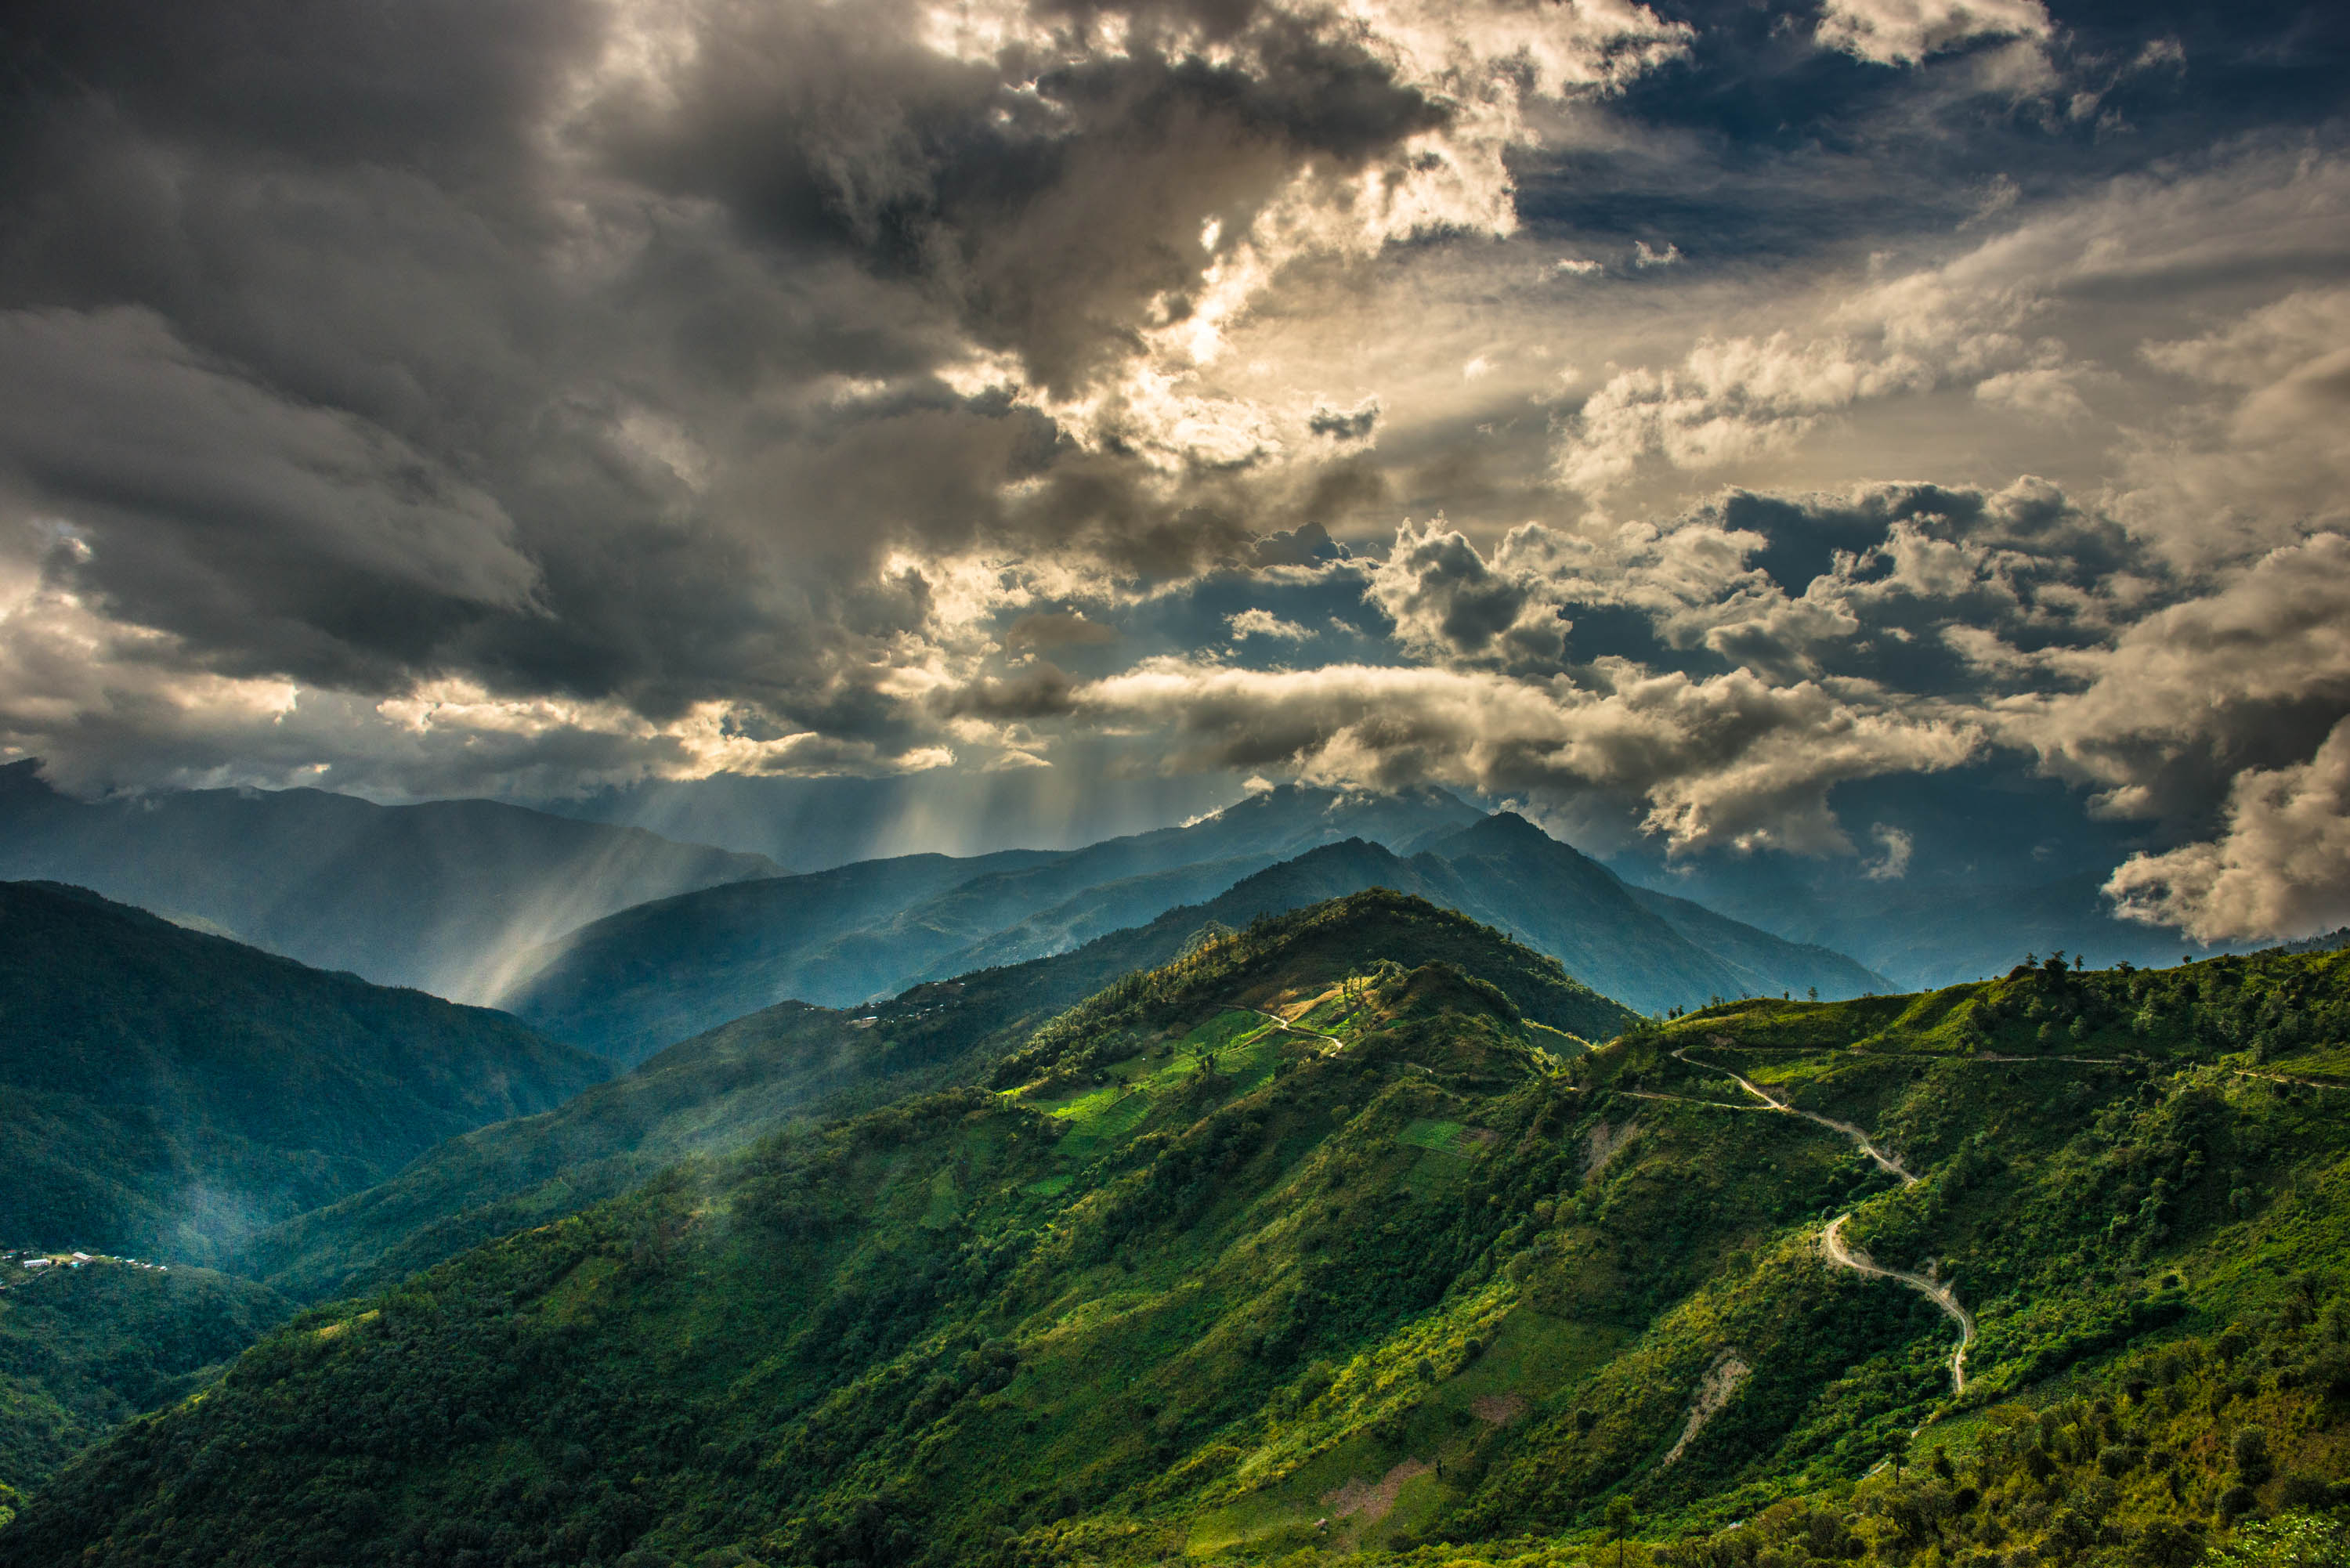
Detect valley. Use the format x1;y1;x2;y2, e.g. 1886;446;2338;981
2;793;2347;1568
2;888;2347;1566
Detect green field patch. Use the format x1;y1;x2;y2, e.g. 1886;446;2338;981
1180;1009;1274;1053
1397;1147;1470;1200
1218;1031;1287;1093
1189;1427;1402;1555
1528;1020;1590;1056
1397;1118;1467;1153
536;1254;618;1325
920;1165;961;1229
1023;1173;1074;1198
2269;1043;2350;1082
1050;1085;1155;1151
1432;1306;1625;1420
1735;1053;1850;1092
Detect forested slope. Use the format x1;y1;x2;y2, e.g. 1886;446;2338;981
0;882;611;1264
15;930;2350;1566
503;786;1479;1062
0;1259;288;1495
515;811;1875;1066
239;891;1634;1302
0;764;778;1003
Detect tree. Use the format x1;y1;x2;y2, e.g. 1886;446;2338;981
1604;1495;1638;1568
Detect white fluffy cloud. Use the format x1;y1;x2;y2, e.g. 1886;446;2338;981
1814;0;2053;66
1550;146;2350;540
1227;608;1313;642
2114;287;2350;569
2106;721;2350;941
2;0;2343;929
1990;533;2350;818
1076;656;1980;854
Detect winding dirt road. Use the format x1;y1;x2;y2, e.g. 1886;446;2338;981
1667;1047;1975;1397
1820;1215;1976;1395
1672;1049;1911;1180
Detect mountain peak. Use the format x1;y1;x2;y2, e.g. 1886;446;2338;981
1437;809;1602;867
1473;809;1553;841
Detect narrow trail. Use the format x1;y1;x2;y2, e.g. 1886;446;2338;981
1820;1215;1976;1396
2232;1068;2350;1092
1672;1049;1911;1180
1234;1004;1344;1049
1666;1047;1974;1399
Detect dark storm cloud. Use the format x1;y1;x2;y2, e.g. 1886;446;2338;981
931;662;1081;721
0;0;1480;782
2;0;2347;947
0;0;587;187
0;306;538;689
1307;399;1381;441
590;1;1448;393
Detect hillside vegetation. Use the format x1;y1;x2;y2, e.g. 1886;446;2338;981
504;786;1483;1061
14;921;2350;1566
0;1259;289;1494
238;893;1634;1302
0;881;612;1264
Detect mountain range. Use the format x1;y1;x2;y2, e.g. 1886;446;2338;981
0;764;779;1003
233;888;1636;1306
13;771;2330;1568
5;895;2344;1566
507;789;1885;1063
0;768;1889;1069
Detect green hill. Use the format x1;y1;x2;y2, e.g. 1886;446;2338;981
229;1003;957;1306
16;923;2350;1565
237;891;1635;1303
0;1256;289;1494
514;808;1877;1066
0;881;612;1264
502;786;1481;1063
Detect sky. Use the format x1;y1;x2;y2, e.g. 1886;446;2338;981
1;0;2347;941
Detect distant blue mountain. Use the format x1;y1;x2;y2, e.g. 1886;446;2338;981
507;791;1885;1061
0;762;779;1002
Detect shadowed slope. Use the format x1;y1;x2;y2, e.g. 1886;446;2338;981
0;764;779;1003
504;786;1481;1061
240;891;1634;1302
0;881;610;1265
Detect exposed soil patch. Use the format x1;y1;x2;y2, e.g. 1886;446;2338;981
1320;1458;1430;1524
1470;1393;1526;1426
1662;1349;1750;1467
1582;1118;1636;1180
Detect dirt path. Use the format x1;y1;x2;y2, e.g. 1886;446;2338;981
1235;1004;1343;1048
1821;1215;1976;1395
1668;1048;1972;1398
2231;1068;2350;1092
1673;1048;1912;1180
